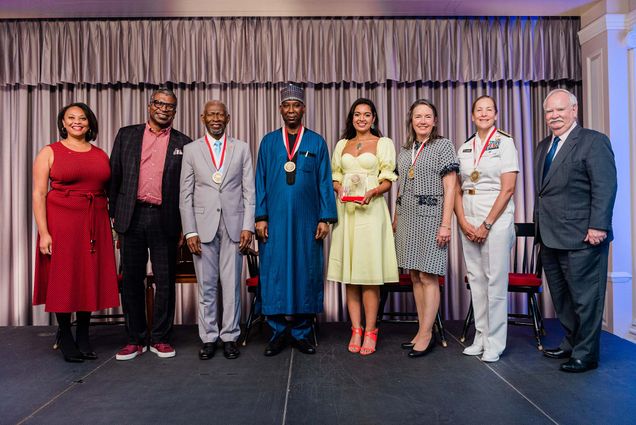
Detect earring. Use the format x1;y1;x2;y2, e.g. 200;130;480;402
60;127;68;139
371;123;376;130
86;130;93;141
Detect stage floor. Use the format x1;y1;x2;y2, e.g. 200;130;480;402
1;320;635;425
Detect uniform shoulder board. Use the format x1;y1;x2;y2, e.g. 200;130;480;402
465;132;476;143
496;129;512;138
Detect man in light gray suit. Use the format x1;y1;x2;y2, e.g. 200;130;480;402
180;100;255;360
534;89;617;373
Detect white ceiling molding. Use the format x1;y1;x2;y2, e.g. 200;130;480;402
578;13;630;45
0;0;597;20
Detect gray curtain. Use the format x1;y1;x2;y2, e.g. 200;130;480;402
0;17;581;325
1;18;580;85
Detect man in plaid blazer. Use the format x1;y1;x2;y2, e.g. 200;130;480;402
109;88;192;360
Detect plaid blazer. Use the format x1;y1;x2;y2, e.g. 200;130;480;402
109;124;192;237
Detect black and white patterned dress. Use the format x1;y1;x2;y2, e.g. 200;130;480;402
394;138;459;275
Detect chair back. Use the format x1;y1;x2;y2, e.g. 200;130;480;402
512;223;541;278
245;248;259;278
175;244;195;275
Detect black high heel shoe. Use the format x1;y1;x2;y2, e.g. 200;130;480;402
407;335;436;358
76;312;97;360
57;326;84;363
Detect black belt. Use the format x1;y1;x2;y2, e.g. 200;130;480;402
136;201;161;209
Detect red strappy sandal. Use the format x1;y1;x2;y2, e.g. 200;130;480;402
348;327;364;353
360;328;378;356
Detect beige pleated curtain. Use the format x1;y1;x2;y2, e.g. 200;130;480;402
0;17;581;326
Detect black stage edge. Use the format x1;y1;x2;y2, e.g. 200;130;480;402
1;320;635;425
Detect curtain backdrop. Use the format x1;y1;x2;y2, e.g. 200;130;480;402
0;18;580;85
0;17;581;326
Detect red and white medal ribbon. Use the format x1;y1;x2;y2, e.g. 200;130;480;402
205;133;227;171
472;127;497;170
411;139;427;167
282;125;304;161
205;133;227;183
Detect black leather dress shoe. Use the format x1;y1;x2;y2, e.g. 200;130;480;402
80;350;98;360
401;342;414;350
560;358;598;373
292;339;316;355
223;341;240;359
264;335;287;357
543;347;572;359
408;337;435;358
198;342;216;360
63;353;85;363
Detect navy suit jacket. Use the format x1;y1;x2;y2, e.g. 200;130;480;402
534;125;617;250
109;124;192;238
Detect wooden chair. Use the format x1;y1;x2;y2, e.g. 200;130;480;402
90;240;126;326
241;248;318;346
146;245;197;330
460;222;545;350
241;248;264;346
378;274;448;347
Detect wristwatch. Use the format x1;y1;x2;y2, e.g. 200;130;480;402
482;221;493;230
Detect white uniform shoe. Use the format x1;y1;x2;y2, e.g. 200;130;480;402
481;351;500;362
462;344;484;356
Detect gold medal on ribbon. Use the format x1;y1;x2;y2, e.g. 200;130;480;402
408;167;415;179
205;134;227;185
470;127;496;184
282;126;304;174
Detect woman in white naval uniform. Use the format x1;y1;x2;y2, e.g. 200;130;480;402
454;95;519;362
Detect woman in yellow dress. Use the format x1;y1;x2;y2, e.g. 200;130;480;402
327;98;399;355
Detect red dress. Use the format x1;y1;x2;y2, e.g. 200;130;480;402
33;142;120;312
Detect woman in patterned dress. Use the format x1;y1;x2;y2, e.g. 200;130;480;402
328;98;399;355
393;99;458;358
33;103;119;362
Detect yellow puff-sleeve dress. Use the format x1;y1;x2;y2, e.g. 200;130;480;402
327;137;399;285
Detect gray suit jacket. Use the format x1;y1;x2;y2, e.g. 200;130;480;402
179;135;255;243
534;124;617;250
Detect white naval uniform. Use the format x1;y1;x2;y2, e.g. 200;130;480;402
457;128;519;356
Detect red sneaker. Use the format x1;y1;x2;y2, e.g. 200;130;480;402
149;343;176;358
115;344;147;361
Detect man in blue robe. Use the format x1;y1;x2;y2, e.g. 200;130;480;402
255;84;337;356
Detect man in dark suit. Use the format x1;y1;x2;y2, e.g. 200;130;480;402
110;88;192;360
534;89;617;373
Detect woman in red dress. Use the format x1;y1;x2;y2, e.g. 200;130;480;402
33;103;119;362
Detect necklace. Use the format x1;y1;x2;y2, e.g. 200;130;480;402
351;138;375;150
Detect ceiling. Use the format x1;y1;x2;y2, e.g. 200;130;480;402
0;0;598;19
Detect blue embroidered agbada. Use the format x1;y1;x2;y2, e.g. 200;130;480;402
255;127;337;315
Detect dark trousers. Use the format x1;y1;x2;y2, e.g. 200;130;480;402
120;205;177;345
267;314;313;341
541;243;609;362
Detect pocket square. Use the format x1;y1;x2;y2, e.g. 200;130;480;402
173;148;183;155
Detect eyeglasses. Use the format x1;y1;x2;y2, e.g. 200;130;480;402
150;100;177;112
